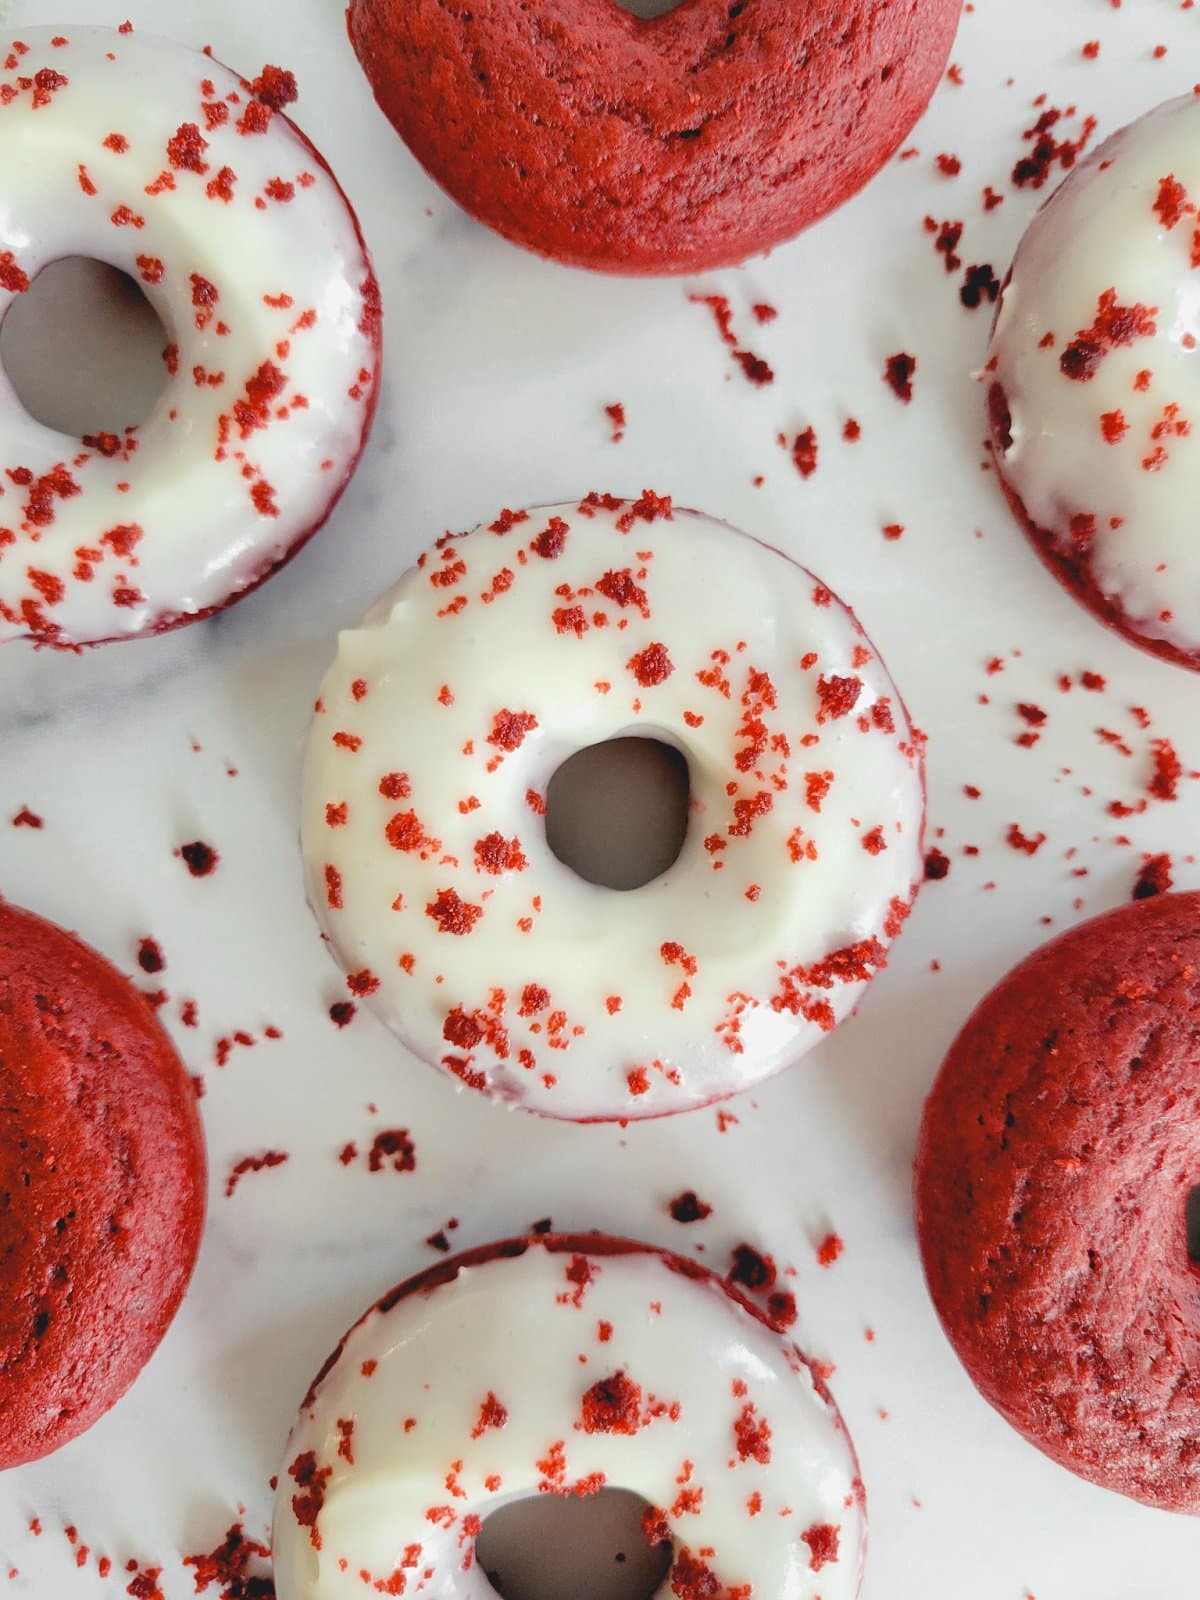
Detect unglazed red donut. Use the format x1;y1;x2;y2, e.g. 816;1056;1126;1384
272;1233;866;1600
0;899;206;1470
0;25;380;647
301;494;925;1120
916;892;1200;1513
346;0;962;275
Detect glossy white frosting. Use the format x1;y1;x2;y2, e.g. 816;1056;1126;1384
988;93;1200;661
0;24;379;645
301;496;924;1120
272;1237;865;1600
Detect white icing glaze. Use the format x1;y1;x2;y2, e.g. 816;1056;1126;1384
301;495;925;1121
988;93;1200;662
271;1236;865;1600
0;24;379;646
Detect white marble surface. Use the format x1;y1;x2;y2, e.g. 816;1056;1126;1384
2;0;1200;1595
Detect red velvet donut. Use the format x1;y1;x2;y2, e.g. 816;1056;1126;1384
347;0;962;274
915;893;1200;1513
0;901;207;1469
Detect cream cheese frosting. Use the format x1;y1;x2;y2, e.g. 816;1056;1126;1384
301;495;925;1120
272;1235;865;1600
988;93;1200;667
0;24;379;645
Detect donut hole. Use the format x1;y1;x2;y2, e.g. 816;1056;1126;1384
1;256;167;438
614;0;688;16
1186;1183;1200;1268
475;1488;673;1600
545;737;690;891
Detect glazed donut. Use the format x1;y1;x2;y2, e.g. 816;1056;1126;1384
0;25;380;647
0;899;206;1469
987;94;1200;670
301;494;925;1120
272;1233;865;1600
916;892;1200;1513
346;0;962;275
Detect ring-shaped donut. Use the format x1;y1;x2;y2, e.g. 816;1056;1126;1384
272;1232;865;1600
301;494;925;1121
0;25;380;646
347;0;962;274
0;899;206;1469
986;95;1200;671
916;891;1200;1513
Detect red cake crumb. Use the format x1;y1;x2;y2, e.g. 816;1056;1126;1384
580;1372;642;1434
728;1243;777;1292
884;352;917;402
180;840;219;876
801;1522;841;1572
925;848;951;880
668;1191;713;1223
225;1150;288;1198
137;938;165;974
1006;824;1047;855
11;807;43;828
789;427;819;479
367;1129;416;1173
329;1001;356;1027
181;1521;273;1599
1133;854;1173;900
604;402;626;442
816;1232;844;1267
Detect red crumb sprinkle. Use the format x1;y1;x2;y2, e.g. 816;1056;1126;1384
924;848;951;881
488;709;538;751
250;64;299;109
367;1128;416;1173
605;402;626;442
580;1372;642;1434
329;1001;356;1028
817;1232;844;1268
627;642;674;687
884;353;917;402
1133;853;1173;900
1013;104;1097;191
935;152;962;176
180;840;219;876
816;674;863;723
1006;823;1047;855
802;1522;841;1572
734;1401;772;1463
1060;289;1158;382
472;1392;509;1438
11;806;43;828
181;1522;271;1598
137;938;165;974
1150;738;1182;801
668;1191;713;1223
225;1149;288;1198
426;888;483;935
843;417;862;441
728;1243;777;1292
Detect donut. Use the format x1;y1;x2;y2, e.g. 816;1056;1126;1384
345;0;962;275
271;1232;865;1600
0;25;381;647
915;891;1200;1513
300;494;925;1121
0;899;206;1470
986;94;1200;670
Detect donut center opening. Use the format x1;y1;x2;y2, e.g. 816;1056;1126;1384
545;737;690;891
614;0;688;16
476;1488;672;1600
1;256;168;437
1186;1184;1200;1268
